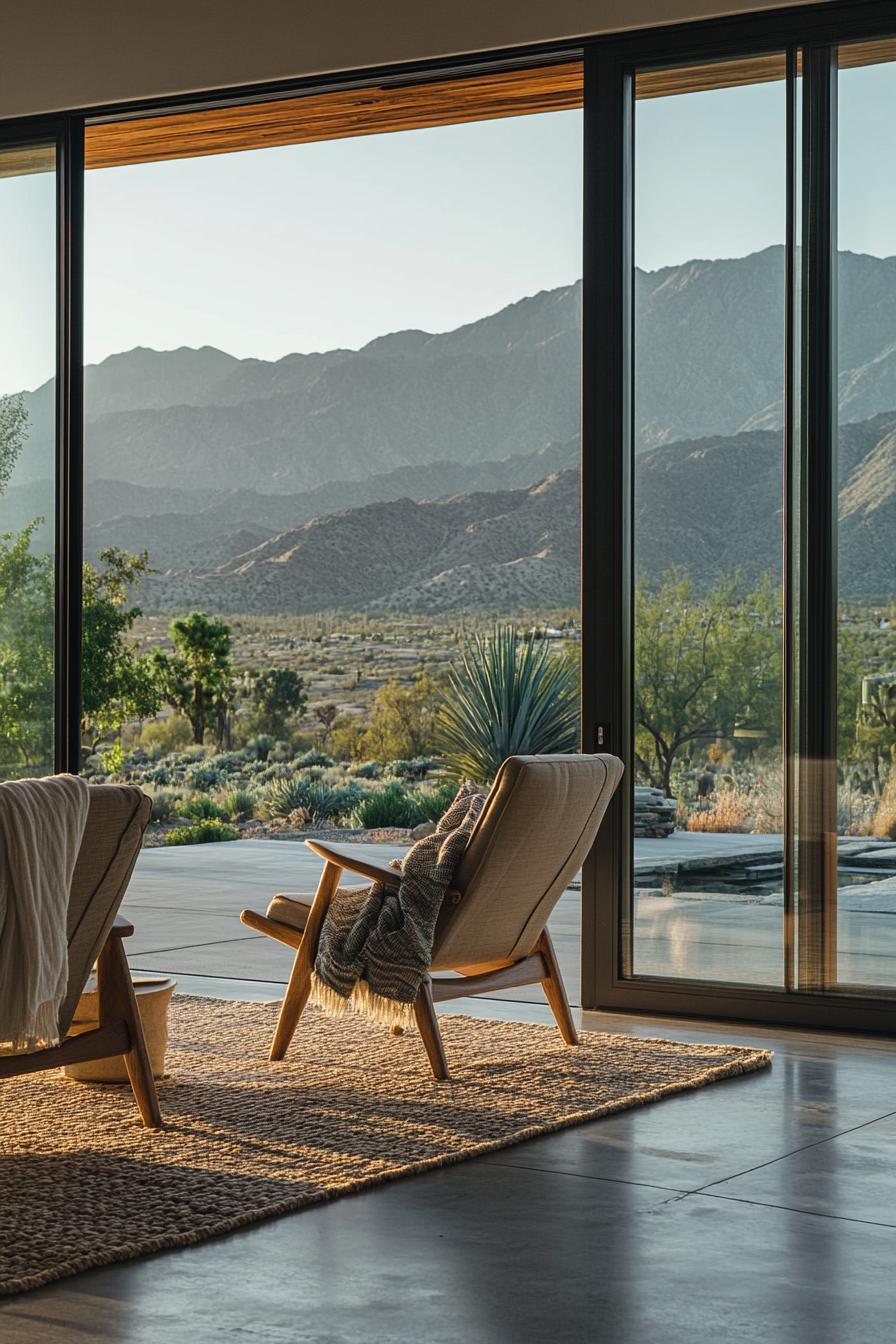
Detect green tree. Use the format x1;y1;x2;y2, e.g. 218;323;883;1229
329;712;367;762
313;701;338;746
362;675;441;763
81;547;164;755
0;520;54;773
247;666;307;740
154;612;234;747
0;395;54;774
435;625;578;783
634;569;781;796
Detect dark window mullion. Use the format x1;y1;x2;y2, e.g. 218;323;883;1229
798;44;838;992
782;46;798;994
580;44;633;1008
54;116;84;776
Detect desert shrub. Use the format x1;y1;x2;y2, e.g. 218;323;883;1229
413;783;457;823
328;713;367;762
292;762;324;781
144;763;174;786
350;760;381;780
839;783;878;836
352;782;420;829
687;788;754;833
164;818;239;845
386;758;439;781
361;676;440;763
180;793;229;821
216;787;259;821
259;763;291;784
184;761;226;791
147;788;185;823
246;734;276;761
212;752;248;773
871;772;896;839
138;714;193;754
294;749;334;768
101;743;125;775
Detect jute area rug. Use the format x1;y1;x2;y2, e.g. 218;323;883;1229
0;996;771;1295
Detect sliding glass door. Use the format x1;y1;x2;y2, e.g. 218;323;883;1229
835;41;896;993
631;55;790;988
586;14;896;1029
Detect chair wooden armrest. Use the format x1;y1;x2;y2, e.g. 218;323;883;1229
109;913;134;937
305;839;401;888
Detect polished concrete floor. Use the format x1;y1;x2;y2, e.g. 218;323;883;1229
2;981;894;1343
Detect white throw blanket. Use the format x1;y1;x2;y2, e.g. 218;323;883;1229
0;774;91;1054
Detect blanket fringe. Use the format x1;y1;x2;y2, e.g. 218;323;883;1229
309;973;417;1029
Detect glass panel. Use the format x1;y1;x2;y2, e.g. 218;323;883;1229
84;108;583;996
0;144;56;777
836;43;896;992
631;58;789;986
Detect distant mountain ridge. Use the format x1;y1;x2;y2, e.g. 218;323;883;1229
3;247;896;612
11;247;896;498
126;410;896;613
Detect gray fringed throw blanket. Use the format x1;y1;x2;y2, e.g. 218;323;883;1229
0;773;90;1054
310;781;485;1025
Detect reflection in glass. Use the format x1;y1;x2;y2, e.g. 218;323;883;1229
631;61;788;986
836;47;896;990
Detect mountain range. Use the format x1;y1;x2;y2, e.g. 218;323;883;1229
2;246;895;610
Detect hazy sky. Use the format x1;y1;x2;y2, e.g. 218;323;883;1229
0;59;894;397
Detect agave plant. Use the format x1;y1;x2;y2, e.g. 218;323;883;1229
435;624;579;783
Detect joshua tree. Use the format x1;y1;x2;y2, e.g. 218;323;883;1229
154;612;234;746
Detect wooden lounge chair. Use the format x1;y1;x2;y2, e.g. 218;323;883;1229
0;784;161;1127
241;753;623;1079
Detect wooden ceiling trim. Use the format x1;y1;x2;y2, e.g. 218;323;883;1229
0;143;56;180
84;62;584;170
636;53;787;99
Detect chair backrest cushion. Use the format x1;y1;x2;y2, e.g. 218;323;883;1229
431;754;623;970
57;784;151;1036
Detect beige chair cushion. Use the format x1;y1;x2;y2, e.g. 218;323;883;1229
266;884;368;932
432;754;623;970
266;893;313;931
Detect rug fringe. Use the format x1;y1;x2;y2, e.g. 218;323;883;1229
310;973;416;1029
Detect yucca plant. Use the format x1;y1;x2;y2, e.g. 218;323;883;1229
436;624;578;783
352;781;420;830
266;777;361;825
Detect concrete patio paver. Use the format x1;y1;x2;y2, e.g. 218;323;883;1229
123;833;896;1000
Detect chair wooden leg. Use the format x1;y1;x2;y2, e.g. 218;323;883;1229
413;981;449;1080
536;929;579;1046
270;951;313;1062
270;859;342;1062
98;935;163;1128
